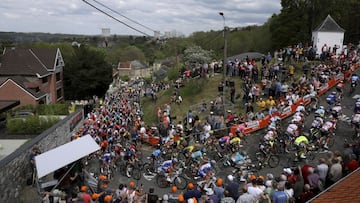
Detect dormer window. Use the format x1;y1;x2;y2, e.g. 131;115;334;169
42;77;48;83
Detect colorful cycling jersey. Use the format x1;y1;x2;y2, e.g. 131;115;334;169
311;117;323;128
351;75;359;82
161;160;174;172
152;149;161;157
191;150;203;159
219;136;231;144
321;121;333;132
231;152;245;163
264;130;275;141
326;94;337;105
332;106;342;113
355;101;360;113
185;145;195;152
315;109;325;117
198;163;212;178
292;115;302;123
296;105;305;112
229;137;241;145
295;135;309;145
103;153;111;164
352;113;360;124
286;124;298;135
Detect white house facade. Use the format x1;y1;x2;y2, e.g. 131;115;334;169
312;15;345;55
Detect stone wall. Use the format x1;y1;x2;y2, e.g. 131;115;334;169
0;109;84;203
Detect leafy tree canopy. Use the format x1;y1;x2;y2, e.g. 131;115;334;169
64;45;112;100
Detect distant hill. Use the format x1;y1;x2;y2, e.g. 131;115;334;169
0;32;139;43
0;32;94;43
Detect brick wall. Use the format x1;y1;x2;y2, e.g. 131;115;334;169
0;109;84;203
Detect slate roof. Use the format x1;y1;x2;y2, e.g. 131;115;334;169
314;14;345;32
0;47;57;77
309;168;360;203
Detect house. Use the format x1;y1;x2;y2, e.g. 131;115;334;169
0;47;65;107
116;60;151;79
312;14;345;56
309;168;360;203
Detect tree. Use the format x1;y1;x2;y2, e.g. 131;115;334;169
64;45;112;100
183;45;213;68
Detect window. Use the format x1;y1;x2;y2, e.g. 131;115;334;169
57;88;62;100
42;77;48;83
56;72;61;81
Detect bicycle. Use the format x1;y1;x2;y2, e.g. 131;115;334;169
255;149;280;169
284;147;316;168
156;170;188;190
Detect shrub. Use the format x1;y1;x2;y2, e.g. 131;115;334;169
179;78;205;97
6;114;60;135
36;104;70;115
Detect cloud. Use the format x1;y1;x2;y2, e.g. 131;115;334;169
0;0;281;36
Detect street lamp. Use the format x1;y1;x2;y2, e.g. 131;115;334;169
219;12;227;116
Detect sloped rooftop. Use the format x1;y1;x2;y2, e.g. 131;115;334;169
309;168;360;203
314;14;345;32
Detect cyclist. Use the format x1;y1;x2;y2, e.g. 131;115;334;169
294;134;309;159
315;106;325;118
197;160;217;179
183;143;200;158
286;122;299;137
350;73;359;88
151;145;162;162
336;80;345;98
218;134;231;150
230;151;246;165
311;117;324;129
330;102;342;129
269;116;281;130
320;120;335;149
191;149;204;162
326;92;337;106
285;122;299;152
160;158;178;182
229;135;242;152
295;102;307;115
354;98;360;113
352;113;360;138
263;127;277;143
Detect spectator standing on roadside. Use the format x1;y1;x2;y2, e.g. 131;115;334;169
214;178;225;202
272;183;288;203
221;190;235;203
225;175;240;201
327;158;343;187
316;158;328;184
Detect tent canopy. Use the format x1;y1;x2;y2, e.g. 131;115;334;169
35;135;100;179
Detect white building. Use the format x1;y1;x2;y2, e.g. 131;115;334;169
312;15;345;55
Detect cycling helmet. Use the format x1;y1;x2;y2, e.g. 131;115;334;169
210;160;217;166
332;91;336;95
319;106;324;109
172;158;178;163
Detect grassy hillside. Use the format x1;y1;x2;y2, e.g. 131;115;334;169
141;74;247;126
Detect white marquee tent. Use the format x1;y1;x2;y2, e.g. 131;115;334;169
35;135;100;179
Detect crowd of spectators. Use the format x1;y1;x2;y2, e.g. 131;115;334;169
36;42;360;203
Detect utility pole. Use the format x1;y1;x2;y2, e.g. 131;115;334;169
219;12;227;116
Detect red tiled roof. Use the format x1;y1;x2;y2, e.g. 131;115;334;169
310;168;360;203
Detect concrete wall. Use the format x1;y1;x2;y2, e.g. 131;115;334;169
0;109;84;203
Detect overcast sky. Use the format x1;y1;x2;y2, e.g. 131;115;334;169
0;0;281;37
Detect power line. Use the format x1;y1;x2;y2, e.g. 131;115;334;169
82;0;151;37
91;0;156;33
